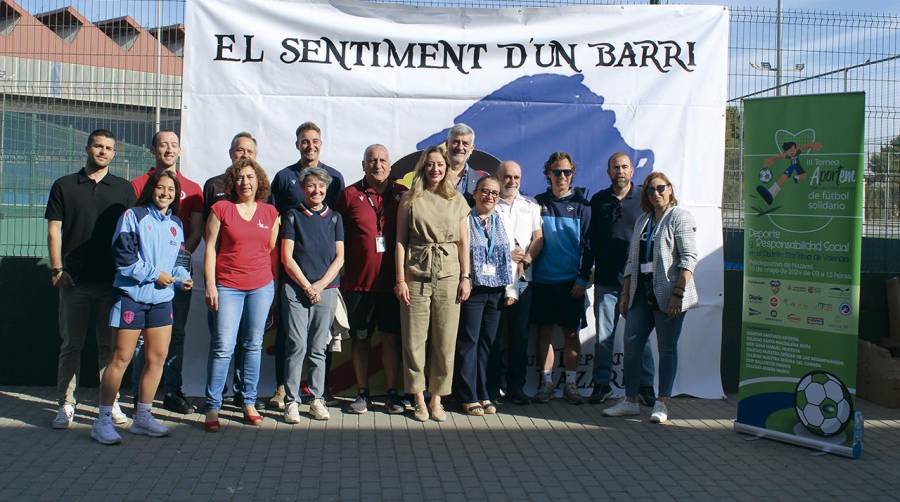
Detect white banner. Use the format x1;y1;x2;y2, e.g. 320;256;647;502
181;0;728;399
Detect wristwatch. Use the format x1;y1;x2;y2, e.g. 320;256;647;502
50;267;63;277
460;273;472;280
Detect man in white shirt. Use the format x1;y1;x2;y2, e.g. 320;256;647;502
488;160;543;404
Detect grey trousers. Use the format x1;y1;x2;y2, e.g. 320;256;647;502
56;283;116;406
282;285;337;402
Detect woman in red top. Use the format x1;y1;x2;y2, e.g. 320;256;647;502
203;159;280;431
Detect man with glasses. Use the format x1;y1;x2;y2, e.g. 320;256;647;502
531;152;591;404
583;152;656;406
488;160;543;405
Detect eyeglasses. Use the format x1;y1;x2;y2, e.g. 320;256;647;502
551;169;574;178
645;184;670;195
478;188;500;198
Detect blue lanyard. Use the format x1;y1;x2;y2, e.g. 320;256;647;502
643;216;655;263
471;210;497;260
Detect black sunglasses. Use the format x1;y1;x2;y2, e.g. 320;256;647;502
551;169;574;178
645;184;670;195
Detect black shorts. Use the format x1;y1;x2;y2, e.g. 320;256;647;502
530;282;587;332
343;291;402;339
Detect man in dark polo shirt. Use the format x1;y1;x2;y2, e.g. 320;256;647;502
200;131;265;411
269;121;345;409
45;128;135;429
271;122;345;213
584;152;656;405
130;130;203;415
334;144;407;415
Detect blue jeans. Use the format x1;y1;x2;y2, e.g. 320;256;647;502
132;288;191;397
623;286;685;398
206;309;247;397
591;285;655;389
204;281;275;411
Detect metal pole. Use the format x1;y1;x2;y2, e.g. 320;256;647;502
843;69;848;92
154;0;162;133
776;0;783;96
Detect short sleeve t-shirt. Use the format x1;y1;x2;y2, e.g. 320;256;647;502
281;203;344;289
211;200;279;290
334;179;407;292
131;169;204;238
44;169;136;284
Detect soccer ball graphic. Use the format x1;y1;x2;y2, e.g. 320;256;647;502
794;371;853;437
759;167;773;184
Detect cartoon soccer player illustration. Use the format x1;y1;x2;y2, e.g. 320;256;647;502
756;140;822;205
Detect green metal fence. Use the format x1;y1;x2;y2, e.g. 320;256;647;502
1;0;898;272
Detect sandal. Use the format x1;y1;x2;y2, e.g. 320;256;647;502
481;401;497;415
464;402;485;417
204;411;220;432
243;407;263;426
412;402;429;422
430;404;447;422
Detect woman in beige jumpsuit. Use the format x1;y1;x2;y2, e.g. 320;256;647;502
395;145;471;422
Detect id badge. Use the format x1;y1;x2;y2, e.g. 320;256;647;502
375;236;387;253
640;262;653;274
481;263;496;277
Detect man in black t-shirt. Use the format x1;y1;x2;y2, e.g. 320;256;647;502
45;129;136;429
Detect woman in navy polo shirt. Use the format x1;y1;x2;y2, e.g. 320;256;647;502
91;170;192;445
281;167;344;422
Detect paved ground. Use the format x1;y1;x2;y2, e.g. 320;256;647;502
1;387;899;501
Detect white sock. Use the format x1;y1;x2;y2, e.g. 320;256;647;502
566;371;577;384
99;405;112;417
769;183;781;198
136;402;152;415
542;370;553;384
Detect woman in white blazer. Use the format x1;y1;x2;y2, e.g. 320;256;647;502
603;171;698;424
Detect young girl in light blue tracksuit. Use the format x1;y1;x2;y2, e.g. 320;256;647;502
91;169;192;445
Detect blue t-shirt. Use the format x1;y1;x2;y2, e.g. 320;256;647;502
281;203;344;289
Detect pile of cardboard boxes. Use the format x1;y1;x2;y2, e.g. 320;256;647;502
857;277;900;408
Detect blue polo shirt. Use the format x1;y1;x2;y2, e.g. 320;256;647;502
271;161;345;214
586;184;642;288
281;203;344;290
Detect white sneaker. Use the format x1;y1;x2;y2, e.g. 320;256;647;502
130;412;169;437
111;402;129;425
52;404;75;429
650;401;669;424
309;399;330;421
602;399;641;417
284;402;301;424
90;415;122;445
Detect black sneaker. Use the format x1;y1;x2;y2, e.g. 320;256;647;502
638;386;657;407
163;390;196;414
385;389;405;414
324;390;340;408
589;384;613;404
508;389;531;405
254;398;267;411
348;389;369;414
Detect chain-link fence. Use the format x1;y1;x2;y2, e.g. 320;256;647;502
1;0;898;271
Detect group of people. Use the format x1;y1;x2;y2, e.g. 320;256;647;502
44;122;698;445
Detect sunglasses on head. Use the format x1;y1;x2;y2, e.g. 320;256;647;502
645;184;670;195
551;169;574;178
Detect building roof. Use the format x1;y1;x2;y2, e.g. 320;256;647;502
0;0;181;75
